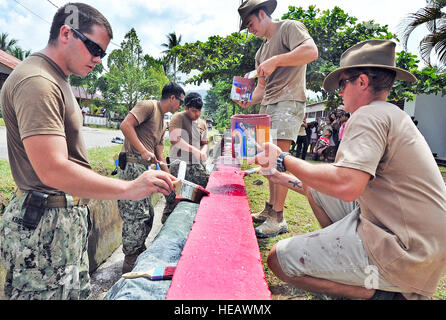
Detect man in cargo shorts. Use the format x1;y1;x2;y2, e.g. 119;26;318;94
235;0;318;237
251;40;446;299
117;82;185;273
0;3;175;300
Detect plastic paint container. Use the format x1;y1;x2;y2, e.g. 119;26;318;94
230;114;271;159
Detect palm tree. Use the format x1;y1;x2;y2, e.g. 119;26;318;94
9;47;31;60
161;32;182;82
398;0;446;69
0;32;18;53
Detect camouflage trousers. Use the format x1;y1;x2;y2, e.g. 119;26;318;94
117;162;154;256
162;162;210;222
0;192;91;300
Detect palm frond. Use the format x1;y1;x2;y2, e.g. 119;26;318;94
419;25;446;66
397;6;444;50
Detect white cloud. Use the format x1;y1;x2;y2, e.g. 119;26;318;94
0;0;431;89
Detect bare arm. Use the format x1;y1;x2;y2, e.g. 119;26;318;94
23;135;175;200
120;113;156;162
257;38;318;77
260;168;306;196
252;142;370;202
234;39;317;109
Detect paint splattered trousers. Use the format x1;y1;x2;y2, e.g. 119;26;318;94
117;162;154;256
275;188;417;297
0;192;91;300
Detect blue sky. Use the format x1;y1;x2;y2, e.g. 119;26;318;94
0;0;428;90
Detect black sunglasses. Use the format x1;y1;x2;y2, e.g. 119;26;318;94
338;74;361;92
176;96;184;106
71;28;107;59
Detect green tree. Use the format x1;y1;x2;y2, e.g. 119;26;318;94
0;32;18;52
8;46;31;60
70;63;104;96
398;0;446;70
174;32;262;86
104;28;169;111
282;5;397;109
390;50;446;102
161;32;182;82
0;32;31;60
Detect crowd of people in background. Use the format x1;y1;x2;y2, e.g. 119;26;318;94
290;108;351;162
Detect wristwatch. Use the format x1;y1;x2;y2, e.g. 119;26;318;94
276;152;290;172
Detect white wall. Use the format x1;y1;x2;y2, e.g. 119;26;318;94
411;94;446;158
84;114;107;126
0;65;11;74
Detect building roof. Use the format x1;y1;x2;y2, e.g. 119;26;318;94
71;86;103;100
0;49;22;71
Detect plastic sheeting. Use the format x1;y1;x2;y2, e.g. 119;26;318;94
105;201;199;300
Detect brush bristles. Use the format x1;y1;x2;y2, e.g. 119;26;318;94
173;180;210;202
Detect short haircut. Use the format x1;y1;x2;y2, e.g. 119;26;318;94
161;82;185;100
184;92;203;110
342;111;350;118
48;2;113;44
346;67;397;94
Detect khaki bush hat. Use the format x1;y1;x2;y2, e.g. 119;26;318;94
322;39;417;92
238;0;277;31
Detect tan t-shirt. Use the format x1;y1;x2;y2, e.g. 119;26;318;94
255;20;312;105
0;53;90;194
334;101;446;297
169;111;207;164
122;100;165;155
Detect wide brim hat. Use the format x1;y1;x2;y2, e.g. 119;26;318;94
238;0;277;31
323;40;417;92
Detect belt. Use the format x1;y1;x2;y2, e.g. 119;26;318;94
126;154;152;167
16;189;90;208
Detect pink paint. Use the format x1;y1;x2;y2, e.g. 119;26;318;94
166;161;271;300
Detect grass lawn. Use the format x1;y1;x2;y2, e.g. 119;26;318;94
243;160;446;300
0;140;445;299
0;145;123;214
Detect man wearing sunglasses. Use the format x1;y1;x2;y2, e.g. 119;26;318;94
250;40;446;300
117;82;185;273
0;3;176;300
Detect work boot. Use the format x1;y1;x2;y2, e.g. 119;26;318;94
251;202;273;223
122;253;139;274
122;247;145;274
255;209;288;238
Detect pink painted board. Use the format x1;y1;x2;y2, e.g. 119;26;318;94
166;166;271;300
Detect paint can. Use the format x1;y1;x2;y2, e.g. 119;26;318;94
230;114;271;159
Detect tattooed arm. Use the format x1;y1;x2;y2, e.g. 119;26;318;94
261;168;306;196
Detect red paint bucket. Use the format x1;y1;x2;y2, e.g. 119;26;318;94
231;114;271;158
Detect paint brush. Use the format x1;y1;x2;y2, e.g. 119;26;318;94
172;179;210;203
122;266;176;281
243;166;261;176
